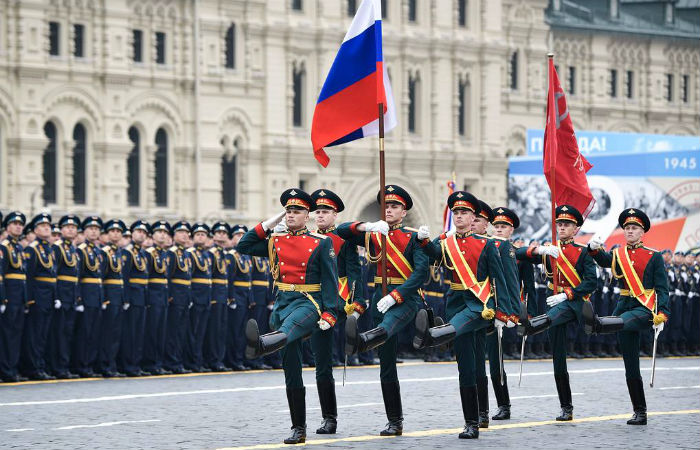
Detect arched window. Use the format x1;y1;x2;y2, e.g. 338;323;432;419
127;126;140;206
292;63;305;127
154;128;168;207
72;123;86;204
221;138;238;209
43;122;57;204
225;23;235;69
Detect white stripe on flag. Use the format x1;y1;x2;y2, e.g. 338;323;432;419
343;0;381;43
360;64;397;137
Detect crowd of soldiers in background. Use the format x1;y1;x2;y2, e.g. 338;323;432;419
1;211;699;383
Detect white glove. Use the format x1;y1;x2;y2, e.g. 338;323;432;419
614;287;620;294
417;225;430;240
445;229;457;237
668;270;675;281
123;303;130;311
267;303;274;310
653;321;665;333
537;245;560;259
494;320;505;334
546;293;568;307
505;320;516;328
318;319;331;331
603;286;609;294
588;236;604;251
189;301;194;309
54;299;62;310
101;302;108;310
0;304;5;314
351;311;360;319
364;220;389;236
681;272;688;282
261;210;286;232
273;220;288;234
376;294;396;314
688;292;695;299
228;301;237;310
675;289;683;296
75;304;85;313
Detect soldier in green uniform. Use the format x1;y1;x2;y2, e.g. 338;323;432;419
583;208;669;425
309;188;363;435
517;205;598;421
412;191;516;439
469;201;519;427
237;188;340;445
340;185;429;437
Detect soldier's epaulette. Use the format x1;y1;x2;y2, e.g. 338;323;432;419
1;239;9;246
54;238;64;246
101;245;111;252
78;243;88;250
309;232;328;239
404;226;419;233
490;235;507;241
146;247;157;254
643;246;658;253
124;243;133;251
186;247;197;253
474;233;489;239
29;241;39;248
227;248;238;256
169;245;179;252
572;242;586;248
270;232;287;237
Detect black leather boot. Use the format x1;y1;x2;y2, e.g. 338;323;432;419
380;381;403;436
554;373;573;421
583;302;625;335
626;377;647;425
315;379;337;434
346;317;388;355
492;372;511;420
476;376;489;428
518;314;552;337
245;319;287;359
284;387;307;444
413;309;456;349
458;385;479;439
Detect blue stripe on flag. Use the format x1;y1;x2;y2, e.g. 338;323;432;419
316;24;378;104
326;128;364;147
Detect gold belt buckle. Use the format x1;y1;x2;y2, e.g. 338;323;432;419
290;284;296;291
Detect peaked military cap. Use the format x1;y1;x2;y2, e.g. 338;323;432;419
130;220;150;234
618;208;650;233
191;222;210;235
150;220;171;234
311;189;345;212
59;214;80;228
377;184;413;210
476;200;494;222
555;205;583;227
2;211;26;228
448;191;479;213
171;221;191;234
31;213;52;228
104;219;126;233
211;221;231;235
280;188;315;211
492;206;520;229
81;216;103;230
231;224;248;236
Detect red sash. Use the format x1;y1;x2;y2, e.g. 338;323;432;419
371;232;413;280
555;242;590;301
614;247;656;312
443;236;491;304
338;277;350;301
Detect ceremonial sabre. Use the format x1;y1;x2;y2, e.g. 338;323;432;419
343;281;357;387
650;300;660;388
493;283;504;386
518;294;528;388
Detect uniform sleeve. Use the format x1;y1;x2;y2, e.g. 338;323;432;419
336;222;366;247
226;254;236;302
589;248;613;268
24;247;37;305
319;238;340;323
571;249;598;300
498;241;520;317
343;241;365;312
520;262;538;316
122;248;133;280
0;248;5;302
236;225;270;257
421;237;442;263
391;236;428;305
652;253;670;318
486;241;512;316
515;246;540;264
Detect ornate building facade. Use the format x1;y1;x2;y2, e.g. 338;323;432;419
0;0;697;230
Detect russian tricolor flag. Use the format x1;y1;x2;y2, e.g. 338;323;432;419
311;0;397;167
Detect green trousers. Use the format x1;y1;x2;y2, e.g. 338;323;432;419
614;296;654;380
271;303;319;388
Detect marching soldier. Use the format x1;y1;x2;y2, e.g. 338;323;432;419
47;214;81;379
226;225;254;371
97;219;127;377
517;205;597;421
0;212;28;382
412;192;515;439
120;220;150;377
73;216;105;378
310;188;363;434
21;213;57;380
340;185;429;437
469;201;519;428
248;252;275;371
143;220;171;375
205;221;231;372
238;188;339;444
187;222;213;372
584;208;669;425
421;265;446;363
510;232;538;358
164;221;193;374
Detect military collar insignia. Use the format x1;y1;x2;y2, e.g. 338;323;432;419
317;225;336;234
389;223;402;231
560;238;574;245
627;241;644;249
456;231;471;238
289;227;308;236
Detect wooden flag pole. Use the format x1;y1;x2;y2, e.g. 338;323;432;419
378;102;388;297
548;53;559;293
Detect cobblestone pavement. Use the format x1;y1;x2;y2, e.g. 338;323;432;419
2;357;699;450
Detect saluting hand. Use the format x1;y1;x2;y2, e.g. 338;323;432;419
262;210;286;232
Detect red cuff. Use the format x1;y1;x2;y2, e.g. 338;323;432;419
389;289;404;304
495;310;509;323
563;287;574;300
321;312;337;327
418;238;429;247
349;221;362;235
509;314;519;324
526;246;536;258
352;301;366;314
254;223;267;239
